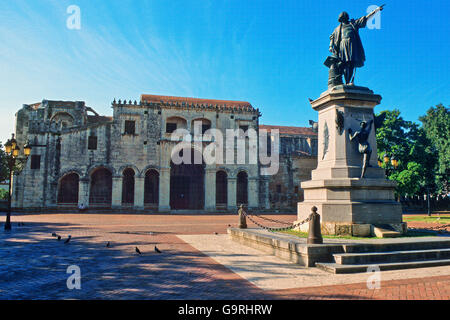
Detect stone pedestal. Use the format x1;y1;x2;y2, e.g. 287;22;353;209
297;85;405;236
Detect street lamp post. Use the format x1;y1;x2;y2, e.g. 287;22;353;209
3;134;31;231
380;153;398;178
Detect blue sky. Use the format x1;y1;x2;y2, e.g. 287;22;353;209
1;0;449;143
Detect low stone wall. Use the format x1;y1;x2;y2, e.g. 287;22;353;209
228;227;344;267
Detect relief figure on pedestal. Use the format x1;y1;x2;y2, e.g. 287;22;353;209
348;120;373;178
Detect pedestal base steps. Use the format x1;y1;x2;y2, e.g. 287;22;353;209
228;228;450;273
294;220;407;238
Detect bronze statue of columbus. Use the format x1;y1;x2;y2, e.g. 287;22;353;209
326;5;385;86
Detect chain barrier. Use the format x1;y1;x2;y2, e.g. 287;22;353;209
241;210;310;232
251;213;293;225
409;223;450;232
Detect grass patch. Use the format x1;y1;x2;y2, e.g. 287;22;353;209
277;229;438;240
275;229;378;240
403;216;450;224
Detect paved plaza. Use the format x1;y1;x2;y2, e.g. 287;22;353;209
0;213;449;300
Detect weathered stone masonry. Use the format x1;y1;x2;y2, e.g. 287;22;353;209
12;95;318;212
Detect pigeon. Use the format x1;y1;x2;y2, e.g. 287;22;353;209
64;235;72;244
106;242;110;248
52;232;57;237
135;247;142;255
57;235;62;241
154;246;162;254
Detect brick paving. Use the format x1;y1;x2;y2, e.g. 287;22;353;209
0;213;449;300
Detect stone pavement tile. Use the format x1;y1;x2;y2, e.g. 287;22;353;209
0;218;272;299
178;234;450;291
266;276;450;300
1;213;449;300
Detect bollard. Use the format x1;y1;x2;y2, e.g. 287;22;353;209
238;204;247;229
307;206;323;244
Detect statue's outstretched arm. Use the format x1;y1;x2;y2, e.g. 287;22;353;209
365;4;385;20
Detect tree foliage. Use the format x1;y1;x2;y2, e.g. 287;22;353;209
419;104;450;193
376;109;440;197
0;142;9;183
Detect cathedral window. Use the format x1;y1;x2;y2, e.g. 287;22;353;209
31;155;41;170
166;123;177;133
88;136;98;150
124;120;136;135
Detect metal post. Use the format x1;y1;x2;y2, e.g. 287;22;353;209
238;204;247;229
427;187;431;217
4;165;12;231
307;206;323;244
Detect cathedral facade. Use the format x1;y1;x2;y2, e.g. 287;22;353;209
12;94;317;212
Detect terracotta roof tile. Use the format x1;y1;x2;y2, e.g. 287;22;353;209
140;94;255;111
259;125;317;136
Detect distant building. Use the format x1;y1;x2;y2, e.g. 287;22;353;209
260;125;318;211
12;96;317;212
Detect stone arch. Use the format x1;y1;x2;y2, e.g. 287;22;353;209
118;165;140;177
216;167;231;176
122;168;135;205
236;170;248;205
165;116;188;132
86;164;116;179
89;166;113;207
142;166;160;176
59;168;83;181
57;172;79;204
231;167;250;178
51;112;75;128
191;118;212;134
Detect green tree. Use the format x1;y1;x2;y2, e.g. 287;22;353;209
375;109;438;197
0;142;9;183
389;162;423;197
0;189;8;200
419;104;450;194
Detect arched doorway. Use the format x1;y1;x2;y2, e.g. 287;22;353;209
89;168;112;207
170;149;205;210
144;169;159;206
216;171;228;209
122;168;135;205
57;173;79;204
237;171;248;205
